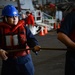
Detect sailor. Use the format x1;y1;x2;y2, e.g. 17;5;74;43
0;5;40;75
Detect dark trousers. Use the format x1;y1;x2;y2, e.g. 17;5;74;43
65;51;75;75
1;54;34;75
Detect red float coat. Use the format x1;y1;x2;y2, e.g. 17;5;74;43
25;14;35;26
0;20;30;57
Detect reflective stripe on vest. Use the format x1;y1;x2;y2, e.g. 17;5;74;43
5;35;19;46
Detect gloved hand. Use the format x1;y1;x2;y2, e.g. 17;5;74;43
32;45;40;55
33;45;41;52
0;49;8;60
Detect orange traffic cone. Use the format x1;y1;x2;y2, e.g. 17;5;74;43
39;27;45;36
54;23;57;29
44;26;48;34
57;23;60;29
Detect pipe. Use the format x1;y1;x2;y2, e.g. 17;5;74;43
7;47;67;53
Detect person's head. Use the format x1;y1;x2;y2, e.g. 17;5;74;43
26;11;30;16
2;5;19;25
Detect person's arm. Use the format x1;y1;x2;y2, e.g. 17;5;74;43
25;26;40;51
0;28;8;60
0;49;8;60
57;32;75;49
30;15;35;26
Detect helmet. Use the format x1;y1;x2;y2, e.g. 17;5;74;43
2;5;19;16
49;3;55;8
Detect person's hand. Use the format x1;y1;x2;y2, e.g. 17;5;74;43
33;45;41;52
0;49;8;60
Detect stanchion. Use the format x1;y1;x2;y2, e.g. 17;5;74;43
54;23;57;29
44;26;48;34
39;26;45;36
57;23;60;29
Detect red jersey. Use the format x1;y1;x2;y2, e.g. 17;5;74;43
26;14;35;26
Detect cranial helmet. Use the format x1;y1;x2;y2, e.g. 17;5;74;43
2;5;19;16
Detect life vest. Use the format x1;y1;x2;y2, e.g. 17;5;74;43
0;20;30;57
